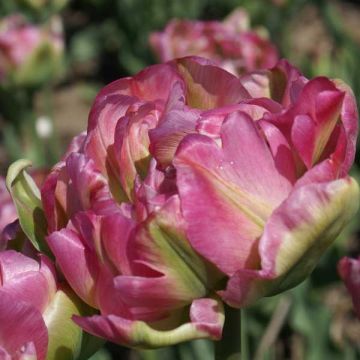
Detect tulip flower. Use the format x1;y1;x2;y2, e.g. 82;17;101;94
338;256;360;319
0;14;63;86
29;57;358;348
150;8;278;76
0;248;96;359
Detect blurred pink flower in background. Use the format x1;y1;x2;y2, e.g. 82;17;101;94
338;256;360;319
150;8;279;76
0;14;63;85
41;56;358;348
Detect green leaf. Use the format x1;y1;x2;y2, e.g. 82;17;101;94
6;159;51;256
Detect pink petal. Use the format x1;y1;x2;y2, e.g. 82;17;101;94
149;106;199;168
113;275;182;321
173;57;250;110
174;112;291;275
41;170;65;232
65;153;118;216
189;298;224;339
0;291;48;360
85;94;138;200
93;266;132;318
46;222;100;308
101;213;135;275
0;250;39;283
291;86;345;168
114;102;160;199
0;271;50;313
258;120;297;184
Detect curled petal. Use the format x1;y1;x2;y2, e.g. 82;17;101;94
73;297;224;349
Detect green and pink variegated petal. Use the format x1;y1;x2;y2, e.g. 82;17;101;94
290;78;345;168
84;94;139;203
220;177;359;307
46;224;100;308
115;195;213;319
239;60;305;105
73;297;224;349
269;60;305;106
172;57;250;110
174;112;292;275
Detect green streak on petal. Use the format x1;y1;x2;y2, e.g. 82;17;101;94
187;159;272;229
275;177;359;281
230;177;360;308
176;63;218;110
148;217;209;300
43;285;100;360
129;298;224;349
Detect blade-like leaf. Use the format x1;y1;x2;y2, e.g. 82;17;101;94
6;159;51;256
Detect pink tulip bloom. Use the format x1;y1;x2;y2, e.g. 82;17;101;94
0;14;63;85
338;256;360;319
150;9;278;76
42;57;359;347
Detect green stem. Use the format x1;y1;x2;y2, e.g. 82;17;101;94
215;305;241;360
241;309;249;360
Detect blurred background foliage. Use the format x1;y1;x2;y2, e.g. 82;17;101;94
0;0;359;359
